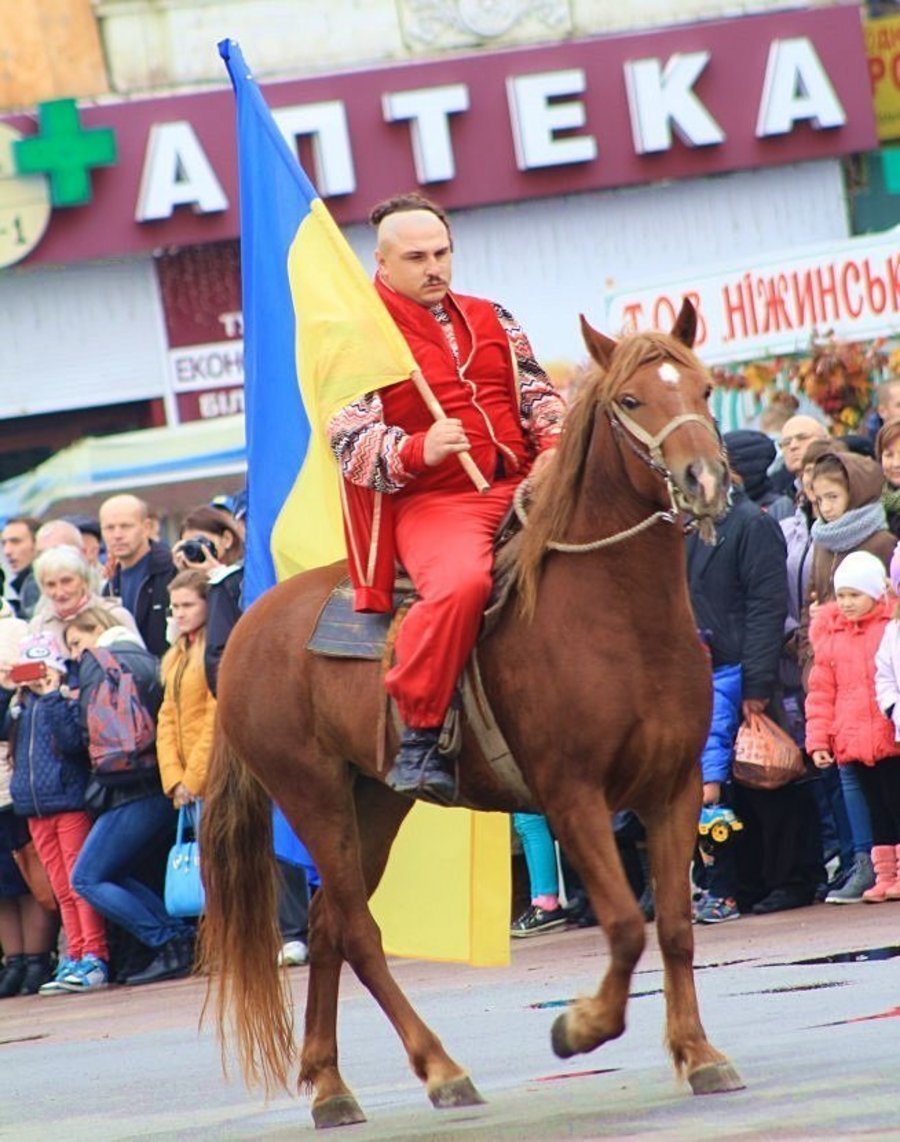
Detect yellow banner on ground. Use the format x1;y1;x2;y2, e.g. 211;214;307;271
370;804;511;966
866;15;900;142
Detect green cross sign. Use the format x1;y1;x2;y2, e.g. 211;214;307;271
13;98;117;207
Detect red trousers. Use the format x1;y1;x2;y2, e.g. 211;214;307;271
29;812;108;961
385;480;518;727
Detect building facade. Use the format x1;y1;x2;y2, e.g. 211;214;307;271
0;0;885;484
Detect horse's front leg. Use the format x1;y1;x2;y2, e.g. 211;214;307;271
544;795;646;1058
644;782;745;1094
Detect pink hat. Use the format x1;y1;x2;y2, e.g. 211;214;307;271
16;633;67;675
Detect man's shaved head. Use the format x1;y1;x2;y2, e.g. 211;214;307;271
369;192;452;246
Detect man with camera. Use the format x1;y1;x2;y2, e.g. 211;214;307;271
100;495;175;658
170;504;245;693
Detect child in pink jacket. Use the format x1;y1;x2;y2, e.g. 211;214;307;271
872;541;900;902
806;551;900;903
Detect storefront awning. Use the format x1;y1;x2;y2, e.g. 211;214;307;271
0;416;246;521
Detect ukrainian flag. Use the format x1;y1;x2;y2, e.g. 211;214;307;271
220;40;509;966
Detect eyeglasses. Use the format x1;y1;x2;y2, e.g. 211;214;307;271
778;432;816;449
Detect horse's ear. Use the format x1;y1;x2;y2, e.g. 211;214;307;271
580;314;617;369
671;298;697;348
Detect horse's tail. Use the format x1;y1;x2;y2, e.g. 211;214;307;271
198;716;295;1093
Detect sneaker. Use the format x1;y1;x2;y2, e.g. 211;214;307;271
57;954;109;993
825;852;875;904
38;956;78;996
694;896;740;925
278;940;309;967
510;904;569;937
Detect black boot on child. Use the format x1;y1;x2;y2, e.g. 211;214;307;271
0;954;27;998
20;953;54;995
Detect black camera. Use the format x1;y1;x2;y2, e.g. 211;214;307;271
180;536;217;563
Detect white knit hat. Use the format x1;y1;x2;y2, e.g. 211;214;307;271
833;551;887;600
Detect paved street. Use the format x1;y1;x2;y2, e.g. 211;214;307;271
1;904;898;1140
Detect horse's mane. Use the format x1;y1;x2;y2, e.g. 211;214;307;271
505;331;706;618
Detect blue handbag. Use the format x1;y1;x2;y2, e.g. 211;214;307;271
164;802;205;917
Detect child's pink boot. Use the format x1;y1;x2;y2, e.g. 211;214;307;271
885;844;900;901
862;846;898;903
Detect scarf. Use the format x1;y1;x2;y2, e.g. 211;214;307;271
882;482;900;519
810;501;889;553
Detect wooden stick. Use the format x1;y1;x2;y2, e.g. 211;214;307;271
410;367;490;493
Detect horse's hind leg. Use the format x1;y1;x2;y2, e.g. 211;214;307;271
297;775;483;1127
544;796;647;1058
644;784;745;1095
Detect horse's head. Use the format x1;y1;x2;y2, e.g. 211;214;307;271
579;299;729;522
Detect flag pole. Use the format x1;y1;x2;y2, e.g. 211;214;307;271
410;368;490;494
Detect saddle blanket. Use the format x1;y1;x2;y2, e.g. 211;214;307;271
305;575;530;804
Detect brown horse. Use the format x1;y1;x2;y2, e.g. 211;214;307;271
199;299;740;1130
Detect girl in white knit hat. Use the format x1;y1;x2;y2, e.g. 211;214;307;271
806;551;900;903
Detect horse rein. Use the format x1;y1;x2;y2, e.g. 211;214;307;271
513;400;723;554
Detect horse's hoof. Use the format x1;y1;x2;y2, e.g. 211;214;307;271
550;1013;576;1059
688;1061;746;1095
311;1094;367;1129
428;1074;486;1109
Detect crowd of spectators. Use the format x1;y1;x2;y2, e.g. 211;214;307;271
0;492;311;996
4;376;900;989
515;379;900;935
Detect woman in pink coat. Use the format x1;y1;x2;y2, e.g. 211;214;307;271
807;551;900;903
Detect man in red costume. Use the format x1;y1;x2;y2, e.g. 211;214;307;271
328;193;565;802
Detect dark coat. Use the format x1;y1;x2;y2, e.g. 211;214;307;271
77;637;164;811
104;541;175;658
10;567;40;621
204;562;243;697
3;689;90;817
686;486;788;702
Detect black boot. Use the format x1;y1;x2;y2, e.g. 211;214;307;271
0;954;27;998
19;953;54;995
126;937;192;986
386;727;456;804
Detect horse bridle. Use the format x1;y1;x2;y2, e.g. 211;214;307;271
514;400;724;554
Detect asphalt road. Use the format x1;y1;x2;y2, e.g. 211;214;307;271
1;904;898;1140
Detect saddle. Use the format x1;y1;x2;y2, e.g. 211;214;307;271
306;508;531;803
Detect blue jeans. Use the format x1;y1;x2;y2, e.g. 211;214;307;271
512;812;558;898
839;764;874;854
72;793;191;949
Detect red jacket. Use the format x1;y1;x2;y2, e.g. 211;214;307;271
337;282;561;612
379;282;530;496
805;597;897;765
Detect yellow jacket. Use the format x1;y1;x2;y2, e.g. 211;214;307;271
156;634;216;797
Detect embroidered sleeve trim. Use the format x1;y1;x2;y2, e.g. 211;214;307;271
493;303;566;447
327;393;415;493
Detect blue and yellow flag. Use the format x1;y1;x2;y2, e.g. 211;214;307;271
220;40;509;966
